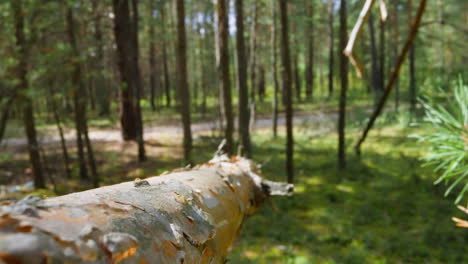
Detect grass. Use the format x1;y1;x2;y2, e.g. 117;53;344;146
225;127;468;263
1;108;466;263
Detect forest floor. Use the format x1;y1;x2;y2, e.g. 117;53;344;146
1;107;466;263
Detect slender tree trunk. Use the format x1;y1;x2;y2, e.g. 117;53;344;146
148;1;157;112
66;6;99;185
338;0;348;169
305;1;315;100
92;0;110;117
368;13;381;107
379;16;386;100
198;20;208;117
294;54;301;102
271;0;280;138
160;1;171;108
235;0;252;157
328;0;335;98
408;0;416;116
215;0;234;155
0;95;15;144
48;87;71;179
258;66;266;102
130;0;146;162
249;2;259;126
279;0;294;183
175;0;193;163
113;0;137;141
12;0;45;189
393;0;400;111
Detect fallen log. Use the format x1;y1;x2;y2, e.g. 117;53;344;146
0;155;293;263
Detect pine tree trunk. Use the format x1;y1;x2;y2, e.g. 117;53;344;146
368;13;381;107
271;0;280;138
113;0;138;141
130;0;146;162
408;0;416;116
175;0;193;163
215;0;234;155
338;0;348;169
148;1;157;112
12;0;45;189
0;156;292;263
328;0;335;98
66;6;99;185
160;1;171;108
305;1;315;100
235;0;252;157
279;0;294;183
92;0;110;117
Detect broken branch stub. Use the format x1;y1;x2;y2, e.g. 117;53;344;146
0;156;292;263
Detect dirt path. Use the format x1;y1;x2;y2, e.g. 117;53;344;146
1;111;338;148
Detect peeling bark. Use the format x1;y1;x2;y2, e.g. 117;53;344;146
0;156;292;263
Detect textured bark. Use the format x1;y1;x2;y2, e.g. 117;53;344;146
215;0;234;155
130;0;146;162
338;0;348;170
175;0;193;163
12;0;45;189
148;0;157;112
113;0;137;141
92;0;110;117
235;0;252;157
408;0;417;116
0;94;15;145
368;13;382;107
328;0;335;98
0;156;292;263
271;0;280;138
66;6;99;185
160;1;171;108
305;1;315;100
279;0;294;183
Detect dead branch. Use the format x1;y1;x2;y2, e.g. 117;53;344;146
354;0;428;154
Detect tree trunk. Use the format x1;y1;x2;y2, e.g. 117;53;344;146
0;156;292;263
393;0;400;111
328;0;335;98
305;1;315;100
235;0;252;157
215;0;234;155
113;0;138;141
175;0;193;163
130;0;146;162
48;86;72;180
148;1;157;112
271;0;280;138
368;13;381;107
338;0;348;170
293;54;301;102
160;1;171;108
408;0;416;117
66;6;99;185
249;2;259;128
258;66;266;102
92;0;110;117
279;0;294;183
12;0;45;189
0;95;15;145
379;16;386;102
